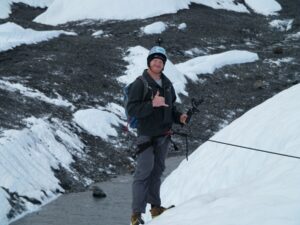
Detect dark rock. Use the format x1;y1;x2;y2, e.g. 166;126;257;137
273;47;283;54
53;166;86;193
234;0;245;4
253;80;265;89
92;186;107;198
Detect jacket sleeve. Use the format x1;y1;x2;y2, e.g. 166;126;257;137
171;86;183;124
126;78;154;119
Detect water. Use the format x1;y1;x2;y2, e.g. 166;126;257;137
11;156;185;225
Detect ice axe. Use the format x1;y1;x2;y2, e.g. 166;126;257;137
185;98;203;124
156;37;163;46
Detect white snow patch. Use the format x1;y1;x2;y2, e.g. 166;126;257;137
33;0;249;26
264;57;294;66
92;30;104;37
141;21;167;35
0;1;12;19
176;50;258;82
146;83;300;225
0;22;76;53
0;79;75;109
105;102;126;120
269;19;293;31
224;73;239;79
245;0;281;16
178;23;187;30
176;49;258;88
184;47;207;56
287;31;300;40
73;104;125;140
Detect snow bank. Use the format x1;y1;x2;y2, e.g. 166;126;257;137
0;80;74;109
0;22;76;53
141;21;167;35
0;1;11;19
269;19;293;31
176;50;259;81
33;0;249;26
245;0;281;16
73;103;125;140
148;83;300;225
0;117;84;225
118;46;258;101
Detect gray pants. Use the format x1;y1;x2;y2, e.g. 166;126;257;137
132;135;170;213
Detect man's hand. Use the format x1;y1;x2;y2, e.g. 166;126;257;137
180;113;188;124
152;90;169;107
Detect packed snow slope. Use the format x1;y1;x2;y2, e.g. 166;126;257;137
33;0;281;25
0;117;85;225
148;83;300;225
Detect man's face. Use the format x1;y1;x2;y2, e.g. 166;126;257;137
149;58;164;73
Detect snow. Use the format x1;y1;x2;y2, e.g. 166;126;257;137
141;21;167;35
184;47;207;56
0;79;75;110
193;0;248;13
287;32;300;40
117;46;188;101
92;30;104;37
73;103;125;140
0;0;53;19
245;0;281;16
145;83;300;225
264;57;294;67
269;19;293;31
32;0;284;25
0;22;76;53
33;0;249;26
0;1;11;19
176;50;259;81
105;102;127;120
178;23;187;30
118;46;258;101
0;189;10;225
0;117;84;225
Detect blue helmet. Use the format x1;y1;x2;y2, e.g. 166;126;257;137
147;46;167;67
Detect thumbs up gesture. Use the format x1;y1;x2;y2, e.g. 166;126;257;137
152;90;169;107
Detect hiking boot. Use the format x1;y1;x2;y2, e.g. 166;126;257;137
131;212;144;225
150;205;175;218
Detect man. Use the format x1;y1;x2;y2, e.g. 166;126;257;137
127;46;188;225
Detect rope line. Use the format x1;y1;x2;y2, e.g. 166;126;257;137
208;139;300;160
